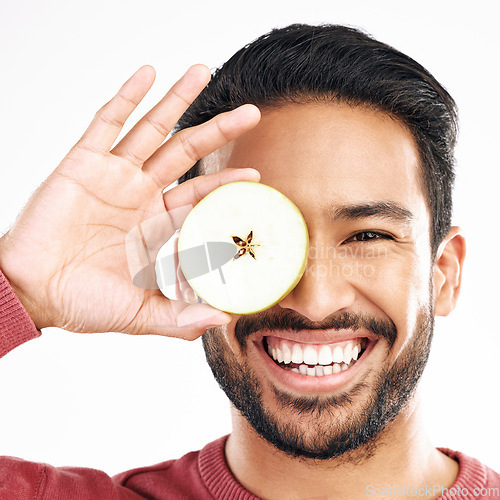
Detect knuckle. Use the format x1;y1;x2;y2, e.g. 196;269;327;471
146;115;170;137
97;109;125;129
180;329;204;341
214;116;232;142
179;133;201;163
116;91;140;107
171;88;191;107
122;149;145;167
179;333;197;342
73;141;102;155
191;178;203;201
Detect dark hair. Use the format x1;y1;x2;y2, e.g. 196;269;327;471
176;24;458;256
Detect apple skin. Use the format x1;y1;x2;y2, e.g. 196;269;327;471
176;181;309;315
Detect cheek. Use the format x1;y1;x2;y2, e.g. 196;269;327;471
205;324;248;373
350;246;431;356
220;317;247;357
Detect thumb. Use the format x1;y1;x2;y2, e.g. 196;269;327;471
132;295;232;340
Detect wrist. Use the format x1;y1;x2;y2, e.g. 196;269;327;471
0;234;50;330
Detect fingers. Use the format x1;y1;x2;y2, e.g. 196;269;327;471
163;167;261;227
111;65;211;166
143;104;261;188
78;66;156;152
125;169;262;293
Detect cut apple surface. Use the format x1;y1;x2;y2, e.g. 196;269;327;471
173;181;309;315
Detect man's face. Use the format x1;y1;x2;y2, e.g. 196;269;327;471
201;103;437;460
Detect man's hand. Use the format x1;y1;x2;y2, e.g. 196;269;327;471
0;65;261;339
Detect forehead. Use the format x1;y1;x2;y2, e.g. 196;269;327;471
204;103;429;227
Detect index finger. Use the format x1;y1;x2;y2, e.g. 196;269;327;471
78;65;156;153
143;104;261;188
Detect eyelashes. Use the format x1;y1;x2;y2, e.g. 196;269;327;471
344;231;394;243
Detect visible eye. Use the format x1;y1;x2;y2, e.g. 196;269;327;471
345;231;393;242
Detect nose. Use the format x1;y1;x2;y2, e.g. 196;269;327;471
278;239;357;322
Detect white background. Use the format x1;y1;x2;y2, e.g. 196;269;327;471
0;0;499;477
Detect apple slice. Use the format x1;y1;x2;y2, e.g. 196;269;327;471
174;181;309;315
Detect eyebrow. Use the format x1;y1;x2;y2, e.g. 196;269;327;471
327;201;414;224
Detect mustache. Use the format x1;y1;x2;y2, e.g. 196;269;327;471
234;309;397;349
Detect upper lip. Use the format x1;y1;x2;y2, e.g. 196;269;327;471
252;329;379;345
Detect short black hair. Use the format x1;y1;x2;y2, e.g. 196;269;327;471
176;24;458;256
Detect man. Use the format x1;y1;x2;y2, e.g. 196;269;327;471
0;24;498;499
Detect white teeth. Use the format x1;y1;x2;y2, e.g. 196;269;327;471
323;365;333;375
276;346;284;363
318;345;333;365
282;342;292;364
352;345;359;360
332;345;343;363
303;345;318;365
285;361;353;377
343;343;352;364
266;338;366;371
291;344;303;364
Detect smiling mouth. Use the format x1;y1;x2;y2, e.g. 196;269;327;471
262;336;369;377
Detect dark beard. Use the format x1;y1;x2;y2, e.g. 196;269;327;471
202;306;434;462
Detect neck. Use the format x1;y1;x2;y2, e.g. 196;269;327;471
225;393;458;499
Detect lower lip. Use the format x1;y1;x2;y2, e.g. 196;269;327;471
254;337;377;394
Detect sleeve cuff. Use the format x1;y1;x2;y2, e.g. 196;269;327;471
0;269;41;358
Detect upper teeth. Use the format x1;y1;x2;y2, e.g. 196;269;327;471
267;337;364;366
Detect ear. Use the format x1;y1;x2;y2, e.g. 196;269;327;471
433;226;466;316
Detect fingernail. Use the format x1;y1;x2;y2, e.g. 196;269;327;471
208;314;232;328
226;104;260;127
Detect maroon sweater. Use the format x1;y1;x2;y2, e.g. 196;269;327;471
0;269;499;499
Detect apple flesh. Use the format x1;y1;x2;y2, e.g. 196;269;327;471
175;181;309;315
